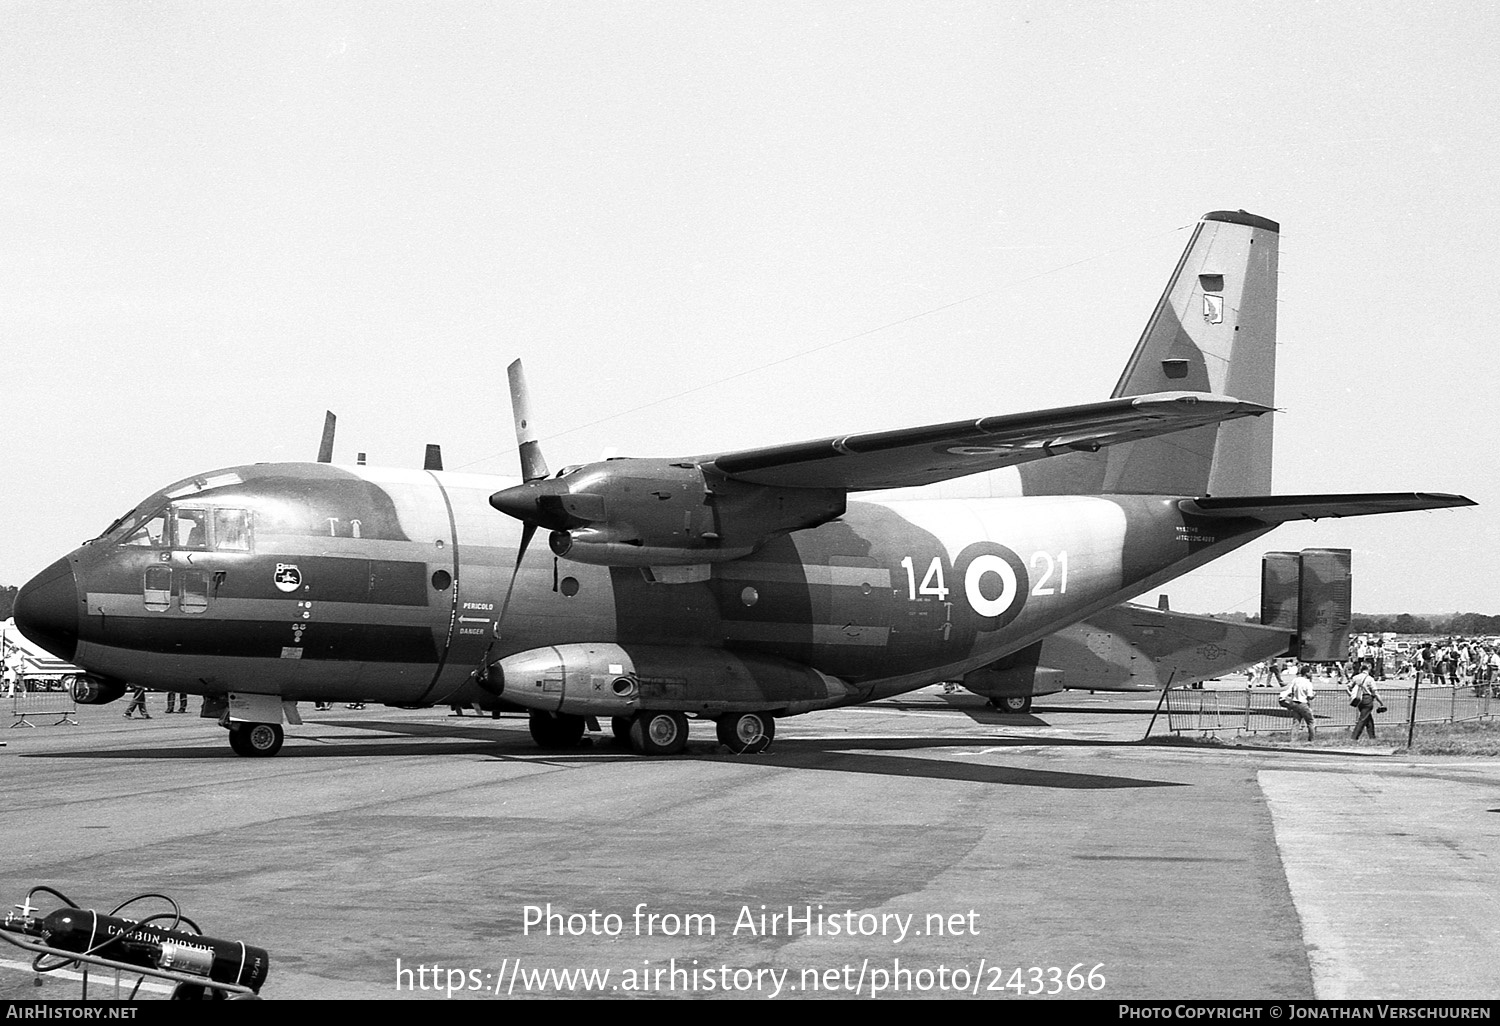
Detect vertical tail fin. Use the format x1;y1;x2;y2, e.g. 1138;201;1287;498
1021;210;1279;496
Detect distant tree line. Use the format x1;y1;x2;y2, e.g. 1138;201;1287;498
1350;612;1500;635
1198;610;1500;635
0;586;14;621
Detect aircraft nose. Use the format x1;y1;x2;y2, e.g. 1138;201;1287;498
13;557;80;663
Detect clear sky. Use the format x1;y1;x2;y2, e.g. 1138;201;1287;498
3;1;1495;615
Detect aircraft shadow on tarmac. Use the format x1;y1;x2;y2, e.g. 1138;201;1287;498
881;696;1170;722
25;718;1187;789
1030;703;1166;716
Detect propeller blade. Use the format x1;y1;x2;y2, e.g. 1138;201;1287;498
317;411;336;463
507;359;549;482
476;521;537;693
494;522;537;640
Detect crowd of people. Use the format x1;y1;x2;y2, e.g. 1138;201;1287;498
1386;637;1500;688
1250;634;1500;693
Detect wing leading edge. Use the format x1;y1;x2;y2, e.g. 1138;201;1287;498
703;392;1270;491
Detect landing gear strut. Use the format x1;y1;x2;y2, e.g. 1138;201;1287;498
228;722;284;757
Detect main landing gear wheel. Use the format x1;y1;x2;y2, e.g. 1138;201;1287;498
628;711;689;756
228;722;283;757
611;716;633;744
528;710;586;749
990;695;1032;714
716;712;775;754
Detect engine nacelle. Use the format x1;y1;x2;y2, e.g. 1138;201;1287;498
483;643;861;717
491;459;844;567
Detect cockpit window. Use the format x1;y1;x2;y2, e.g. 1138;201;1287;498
121;512;168;548
173;508;211;550
214;509;250;551
114;505;252;552
97;501;164;545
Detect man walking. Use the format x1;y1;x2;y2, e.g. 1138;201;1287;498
1280;663;1317;742
1348;661;1383;740
123;685;151;719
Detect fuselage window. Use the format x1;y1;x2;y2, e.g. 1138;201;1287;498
180;571;209;613
143;566;172;611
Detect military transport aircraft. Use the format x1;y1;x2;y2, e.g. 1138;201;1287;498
12;210;1473;757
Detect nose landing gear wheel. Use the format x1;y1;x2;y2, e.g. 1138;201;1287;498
228;722;284;757
628;711;689;755
716;712;775;754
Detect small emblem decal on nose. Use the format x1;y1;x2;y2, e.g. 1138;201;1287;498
274;564;302;593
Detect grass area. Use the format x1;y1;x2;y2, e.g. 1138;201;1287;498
1225;717;1500;756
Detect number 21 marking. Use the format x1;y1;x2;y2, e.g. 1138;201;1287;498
1030;550;1068;595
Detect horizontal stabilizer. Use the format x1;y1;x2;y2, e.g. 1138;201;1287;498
1180;493;1475;522
707;392;1270;491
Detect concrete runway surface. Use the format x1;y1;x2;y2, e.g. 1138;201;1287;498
2;689;1495;1001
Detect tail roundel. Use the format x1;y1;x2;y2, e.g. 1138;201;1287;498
1021;210;1280;497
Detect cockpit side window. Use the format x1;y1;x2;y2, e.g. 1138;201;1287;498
173;508;211;550
214;508;251;551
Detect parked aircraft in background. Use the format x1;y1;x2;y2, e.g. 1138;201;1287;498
969;600;1293;706
974;546;1352;707
13;211;1472;756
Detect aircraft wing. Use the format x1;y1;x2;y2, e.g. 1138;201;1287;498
702;392;1270;490
1180;493;1477;521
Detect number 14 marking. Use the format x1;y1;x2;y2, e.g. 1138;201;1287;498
900;556;950;601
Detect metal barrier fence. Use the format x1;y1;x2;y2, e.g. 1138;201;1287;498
9;689;79;727
1165;683;1493;737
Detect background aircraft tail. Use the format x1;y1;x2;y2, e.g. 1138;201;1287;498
1261;547;1352;663
1020;210;1280;496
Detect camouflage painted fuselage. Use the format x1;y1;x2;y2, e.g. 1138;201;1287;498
44;460;1273;716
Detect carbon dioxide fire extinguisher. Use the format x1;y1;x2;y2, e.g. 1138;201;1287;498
4;907;269;995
